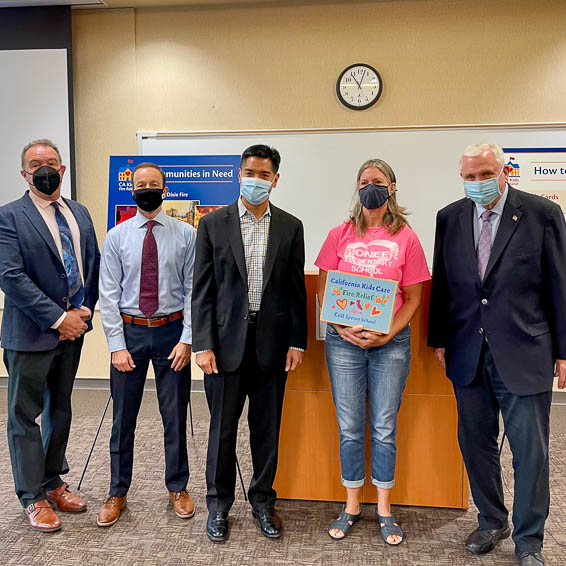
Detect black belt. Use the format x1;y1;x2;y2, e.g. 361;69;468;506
247;311;259;324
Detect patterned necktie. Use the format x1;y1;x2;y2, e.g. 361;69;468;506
139;220;159;317
477;210;494;280
51;202;84;308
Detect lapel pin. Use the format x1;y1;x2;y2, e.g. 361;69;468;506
512;215;518;222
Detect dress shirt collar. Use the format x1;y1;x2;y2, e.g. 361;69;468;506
134;208;166;228
238;196;271;219
474;184;508;219
28;189;66;210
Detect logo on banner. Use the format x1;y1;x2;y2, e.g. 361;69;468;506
506;157;520;186
118;160;135;190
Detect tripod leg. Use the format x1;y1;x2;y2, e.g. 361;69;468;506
235;454;248;502
188;390;194;437
77;392;111;492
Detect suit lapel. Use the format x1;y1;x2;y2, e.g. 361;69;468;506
21;193;63;267
262;204;281;293
64;198;87;265
225;202;247;285
458;199;481;285
483;188;522;282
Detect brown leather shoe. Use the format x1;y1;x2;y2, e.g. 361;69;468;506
169;490;195;519
46;483;87;513
97;496;127;527
24;500;62;532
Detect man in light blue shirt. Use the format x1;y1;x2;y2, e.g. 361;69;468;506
472;184;508;248
97;162;196;527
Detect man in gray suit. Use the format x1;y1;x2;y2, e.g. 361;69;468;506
0;139;100;532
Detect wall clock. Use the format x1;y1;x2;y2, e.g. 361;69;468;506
336;63;383;110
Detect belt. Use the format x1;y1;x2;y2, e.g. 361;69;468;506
121;310;183;328
247;311;259;324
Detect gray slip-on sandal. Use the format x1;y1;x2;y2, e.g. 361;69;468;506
328;506;361;540
377;514;404;545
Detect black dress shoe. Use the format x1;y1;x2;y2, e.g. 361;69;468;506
465;525;511;554
516;552;545;565
252;508;282;538
206;511;229;542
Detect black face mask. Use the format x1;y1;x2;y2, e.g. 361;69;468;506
30;165;61;196
359;183;391;210
132;188;164;212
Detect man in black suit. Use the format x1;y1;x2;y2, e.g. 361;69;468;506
192;144;307;542
428;142;566;566
0;139;100;532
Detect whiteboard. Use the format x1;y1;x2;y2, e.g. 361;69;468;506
0;49;72;206
139;126;566;269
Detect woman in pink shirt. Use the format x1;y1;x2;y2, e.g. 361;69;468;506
315;159;430;545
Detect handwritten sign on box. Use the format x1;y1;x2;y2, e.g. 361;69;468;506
320;270;398;333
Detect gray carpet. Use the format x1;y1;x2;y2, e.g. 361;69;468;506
0;389;564;565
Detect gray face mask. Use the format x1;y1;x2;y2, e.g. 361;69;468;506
359;183;391;209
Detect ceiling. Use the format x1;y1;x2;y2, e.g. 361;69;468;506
0;0;104;6
0;0;308;7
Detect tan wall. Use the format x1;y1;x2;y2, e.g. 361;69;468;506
2;0;566;387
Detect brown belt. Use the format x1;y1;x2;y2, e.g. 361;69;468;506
121;310;183;328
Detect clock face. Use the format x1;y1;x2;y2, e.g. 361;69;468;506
336;63;383;110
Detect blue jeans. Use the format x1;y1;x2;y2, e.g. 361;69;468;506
325;324;411;489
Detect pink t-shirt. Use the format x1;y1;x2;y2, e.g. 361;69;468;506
315;222;431;314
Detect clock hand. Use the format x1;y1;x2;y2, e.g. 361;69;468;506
350;71;362;89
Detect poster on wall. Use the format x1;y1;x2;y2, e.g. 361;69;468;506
107;155;241;231
503;148;566;215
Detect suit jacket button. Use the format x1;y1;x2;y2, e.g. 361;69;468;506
62;296;68;303
481;299;488;305
478;328;484;334
60;273;66;278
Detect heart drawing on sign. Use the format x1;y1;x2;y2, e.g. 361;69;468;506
364;303;370;310
371;306;382;316
331;305;336;309
337;299;347;310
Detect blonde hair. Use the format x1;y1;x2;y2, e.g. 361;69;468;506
348;158;410;236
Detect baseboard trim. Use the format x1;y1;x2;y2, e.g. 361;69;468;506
0;376;562;400
0;376;205;392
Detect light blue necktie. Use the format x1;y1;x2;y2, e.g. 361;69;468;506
51;202;84;308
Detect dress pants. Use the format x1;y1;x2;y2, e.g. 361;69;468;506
453;340;552;554
109;319;191;497
204;321;287;513
5;337;84;508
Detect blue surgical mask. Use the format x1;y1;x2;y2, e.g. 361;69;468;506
463;174;502;205
240;177;272;205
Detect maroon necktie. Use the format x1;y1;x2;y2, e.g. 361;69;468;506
139;220;158;317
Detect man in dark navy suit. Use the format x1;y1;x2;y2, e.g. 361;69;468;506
192;145;307;542
0;139;100;532
428;142;566;566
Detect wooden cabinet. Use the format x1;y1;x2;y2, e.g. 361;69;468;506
274;274;468;509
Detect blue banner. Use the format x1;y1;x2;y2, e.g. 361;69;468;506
107;155;241;231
